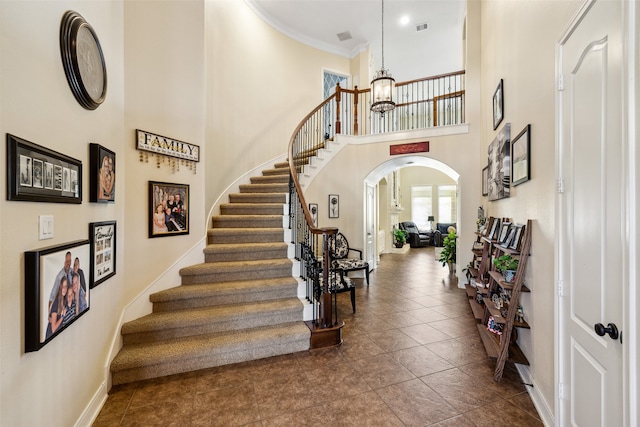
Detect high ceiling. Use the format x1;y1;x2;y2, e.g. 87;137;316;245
245;0;466;81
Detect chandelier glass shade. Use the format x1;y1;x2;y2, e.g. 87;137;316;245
370;0;395;113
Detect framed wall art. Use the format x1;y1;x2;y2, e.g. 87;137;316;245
25;239;91;352
328;194;339;218
89;143;115;202
149;181;190;238
6;133;81;203
493;79;504;130
511;124;531;186
482;166;489;196
487;123;511;201
89;220;116;288
309;203;318;226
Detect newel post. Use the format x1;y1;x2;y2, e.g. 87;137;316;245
335;83;342;135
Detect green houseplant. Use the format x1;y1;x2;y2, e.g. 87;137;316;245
393;228;408;248
492;254;519;282
438;227;457;273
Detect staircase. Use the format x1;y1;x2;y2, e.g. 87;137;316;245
110;161;310;386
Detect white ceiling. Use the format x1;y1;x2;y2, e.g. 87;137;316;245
245;0;466;81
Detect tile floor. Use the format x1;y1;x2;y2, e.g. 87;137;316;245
94;246;543;426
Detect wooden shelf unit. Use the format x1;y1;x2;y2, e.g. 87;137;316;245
465;218;533;381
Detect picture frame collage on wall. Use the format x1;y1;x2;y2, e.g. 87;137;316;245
7;131;119;351
484;79;532;198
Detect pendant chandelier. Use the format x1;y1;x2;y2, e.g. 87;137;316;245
370;0;396;113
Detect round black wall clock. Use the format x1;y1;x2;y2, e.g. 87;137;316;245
60;11;107;110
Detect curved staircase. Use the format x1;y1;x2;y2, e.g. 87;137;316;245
110;161;310;386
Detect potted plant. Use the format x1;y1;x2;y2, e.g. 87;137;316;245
492;254;519;282
438;227;457;273
393;228;408;248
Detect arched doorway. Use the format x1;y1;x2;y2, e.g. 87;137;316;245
363;156;460;273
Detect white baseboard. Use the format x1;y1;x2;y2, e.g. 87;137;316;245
516;364;555;426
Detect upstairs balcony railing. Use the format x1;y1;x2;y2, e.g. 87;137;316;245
288;70;465;335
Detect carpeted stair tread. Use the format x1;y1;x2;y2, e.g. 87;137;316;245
220;203;284;215
228;193;287;204
203;242;287;262
239;183;288;193
261;168;290;176
180;258;291;276
207;227;284;244
212;215;283;228
121;298;302;336
111;322;310;381
150;277;298;304
250;175;289;184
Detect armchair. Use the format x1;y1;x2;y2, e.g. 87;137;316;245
399;222;433;247
433;223;456;247
328;232;370;286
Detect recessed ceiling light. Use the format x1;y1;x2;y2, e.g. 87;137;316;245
400;15;410;26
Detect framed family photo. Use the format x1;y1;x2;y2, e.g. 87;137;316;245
89;221;117;288
511;124;531;186
25;239;91;352
89;143;115;202
6;133;81;203
149;181;190;238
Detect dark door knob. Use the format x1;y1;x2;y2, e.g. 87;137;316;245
594;322;619;340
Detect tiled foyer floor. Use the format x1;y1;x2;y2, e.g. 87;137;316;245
94;246;543;426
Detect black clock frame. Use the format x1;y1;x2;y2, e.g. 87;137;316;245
60;10;107;110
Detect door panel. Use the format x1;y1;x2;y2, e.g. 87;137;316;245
559;1;624;426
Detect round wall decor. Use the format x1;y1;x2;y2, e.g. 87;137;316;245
60;11;107;110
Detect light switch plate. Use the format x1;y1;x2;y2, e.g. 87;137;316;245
39;215;54;240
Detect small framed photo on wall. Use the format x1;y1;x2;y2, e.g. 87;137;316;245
328;194;339;218
149;181;190;238
493;79;504;130
89;143;115;202
89;220;116;288
511;124;531;186
309;203;318;226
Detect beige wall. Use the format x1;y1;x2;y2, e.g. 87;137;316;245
478;0;582;419
204;0;353;212
0;2;126;426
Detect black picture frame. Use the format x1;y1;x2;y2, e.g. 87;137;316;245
328;194;339;218
89;221;117;288
309;203;318;226
508;224;525;251
25;239;91;352
7;133;82;203
493;79;504;130
511;124;531;186
488;218;501;240
482;166;489;196
498;222;512;244
149;181;190;238
89;143;115;202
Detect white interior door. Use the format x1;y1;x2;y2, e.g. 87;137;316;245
365;184;376;270
558;1;625;425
